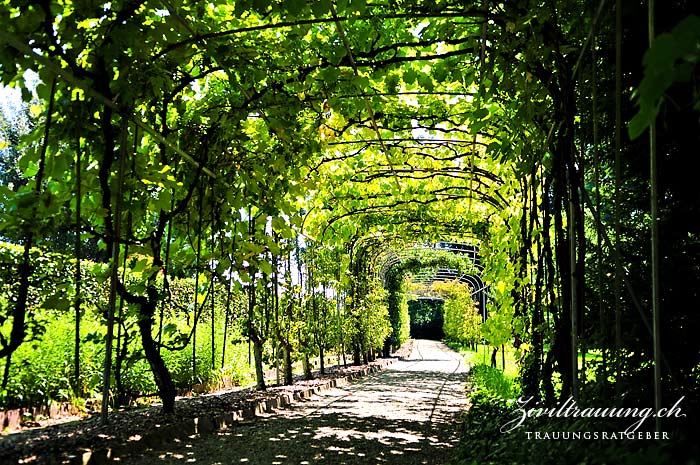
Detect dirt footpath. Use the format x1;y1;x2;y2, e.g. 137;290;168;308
120;339;468;465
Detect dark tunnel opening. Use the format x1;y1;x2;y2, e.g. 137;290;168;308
408;298;444;340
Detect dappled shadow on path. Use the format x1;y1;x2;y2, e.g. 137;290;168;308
117;404;461;465
117;370;467;465
118;341;468;465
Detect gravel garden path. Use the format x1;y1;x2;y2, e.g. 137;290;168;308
121;339;468;465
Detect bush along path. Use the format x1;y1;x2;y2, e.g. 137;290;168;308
112;339;467;465
1;351;409;465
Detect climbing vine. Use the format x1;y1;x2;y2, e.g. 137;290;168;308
0;7;698;456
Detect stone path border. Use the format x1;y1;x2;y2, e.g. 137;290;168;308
117;339;466;465
73;359;395;465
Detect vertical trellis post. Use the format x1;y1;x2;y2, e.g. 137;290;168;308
592;21;607;394
210;180;216;372
647;0;662;431
569;177;579;400
73;107;82;396
613;0;624;400
192;180;205;387
102;116;128;425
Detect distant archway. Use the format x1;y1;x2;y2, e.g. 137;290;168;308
377;241;489;349
402;242;489;322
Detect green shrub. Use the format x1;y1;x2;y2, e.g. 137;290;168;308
0;241;256;410
454;390;696;465
1;317;103;409
470;363;519;399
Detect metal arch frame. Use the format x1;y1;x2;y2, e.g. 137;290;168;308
430;241;483;270
376;241;484;280
409;267;488;322
376;241;490;322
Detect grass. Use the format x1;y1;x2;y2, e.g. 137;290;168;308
446;341;520;399
449;342;519;378
470;364;519;399
447;342;606;398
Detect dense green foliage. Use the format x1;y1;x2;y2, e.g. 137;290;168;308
349;280;393;360
469;364;518;400
0;1;697;459
0;241;255;410
456;390;697;465
408;299;443;340
457;346;696;465
384;271;410;352
432;280;481;347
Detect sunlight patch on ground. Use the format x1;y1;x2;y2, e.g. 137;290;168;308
312;426;424;444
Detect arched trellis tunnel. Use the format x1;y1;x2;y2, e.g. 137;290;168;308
373;241;489;350
411;269;487;321
406;242;489;322
0;4;694;451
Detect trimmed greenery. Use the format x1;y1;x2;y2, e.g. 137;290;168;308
0;241;253;410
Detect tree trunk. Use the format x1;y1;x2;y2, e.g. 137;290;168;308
275;346;281;385
303;353;312;380
552;141;574;400
319;345;325;375
114;321;130;406
353;345;361;365
252;336;266;390
283;344;293;385
0;80;56;362
2;354;11;390
137;293;176;413
541;351;556;403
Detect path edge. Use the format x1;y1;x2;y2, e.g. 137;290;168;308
74;359;396;465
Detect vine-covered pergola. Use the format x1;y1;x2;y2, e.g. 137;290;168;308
1;2;697;442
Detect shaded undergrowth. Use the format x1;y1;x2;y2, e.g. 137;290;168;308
454;371;698;465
